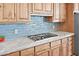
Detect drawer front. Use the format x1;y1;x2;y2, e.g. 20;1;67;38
51;40;60;47
36;49;50;56
5;51;19;56
35;43;50;52
21;47;34;56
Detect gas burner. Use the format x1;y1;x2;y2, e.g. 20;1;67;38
27;33;58;41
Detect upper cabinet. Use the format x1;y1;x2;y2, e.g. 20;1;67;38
43;3;52;13
47;3;66;22
0;4;4;22
32;3;43;13
53;3;60;22
32;3;53;16
16;3;29;22
53;3;66;22
0;3;66;23
3;3;15;22
60;4;66;22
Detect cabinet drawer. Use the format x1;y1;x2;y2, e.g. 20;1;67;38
5;51;19;56
35;43;50;52
36;49;50;56
51;40;60;47
21;47;34;56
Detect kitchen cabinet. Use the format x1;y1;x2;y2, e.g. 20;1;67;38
53;3;60;22
5;51;19;56
21;47;34;56
47;3;66;22
16;3;29;22
1;36;73;56
32;3;43;13
62;38;67;56
60;4;66;22
35;43;50;56
51;40;61;56
32;3;53;15
43;3;52;13
62;37;73;56
51;45;60;56
0;4;4;22
3;3;15;22
68;37;73;56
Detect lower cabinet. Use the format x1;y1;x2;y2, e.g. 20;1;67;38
51;40;61;56
3;36;73;56
35;43;50;56
36;50;50;56
5;51;19;56
68;37;73;56
62;38;67;56
21;47;34;56
51;46;60;56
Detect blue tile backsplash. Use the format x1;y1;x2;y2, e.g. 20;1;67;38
0;16;56;41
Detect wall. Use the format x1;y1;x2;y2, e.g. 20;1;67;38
0;16;59;41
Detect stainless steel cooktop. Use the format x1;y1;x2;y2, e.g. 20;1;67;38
27;33;58;41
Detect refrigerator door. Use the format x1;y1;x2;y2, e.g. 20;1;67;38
74;12;79;55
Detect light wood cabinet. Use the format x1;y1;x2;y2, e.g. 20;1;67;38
43;3;52;12
51;40;61;56
0;4;4;22
60;4;66;22
3;3;15;22
36;49;50;56
32;3;43;13
16;3;29;22
62;38;67;56
53;3;60;22
68;37;73;56
1;36;73;56
35;43;50;56
51;46;60;56
52;3;66;22
5;51;19;56
21;47;34;56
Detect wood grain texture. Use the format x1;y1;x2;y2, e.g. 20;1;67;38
21;47;34;56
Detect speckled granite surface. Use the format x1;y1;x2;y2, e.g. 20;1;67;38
0;31;74;55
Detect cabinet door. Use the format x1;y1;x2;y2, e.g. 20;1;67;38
51;40;61;56
35;43;50;56
33;3;43;13
62;43;67;56
62;38;67;56
17;3;29;22
36;50;50;56
3;3;15;22
21;47;34;56
68;37;73;56
0;4;4;22
5;51;19;56
53;3;60;22
51;45;60;56
60;4;66;22
43;3;52;12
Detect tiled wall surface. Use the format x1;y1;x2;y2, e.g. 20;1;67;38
0;16;57;41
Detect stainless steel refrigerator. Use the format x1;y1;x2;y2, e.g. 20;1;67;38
74;12;79;55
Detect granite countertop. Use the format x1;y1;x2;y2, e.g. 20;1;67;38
0;31;74;55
